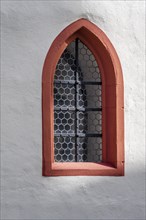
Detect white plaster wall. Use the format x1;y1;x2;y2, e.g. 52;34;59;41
1;1;145;219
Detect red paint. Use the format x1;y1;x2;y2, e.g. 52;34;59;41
42;18;124;176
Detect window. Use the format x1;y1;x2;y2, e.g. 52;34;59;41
54;39;102;163
42;19;124;176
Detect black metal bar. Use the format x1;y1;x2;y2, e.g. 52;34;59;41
75;38;78;162
54;107;75;111
54;133;102;137
77;108;102;112
54;80;102;85
54;80;75;84
77;81;102;85
54;107;102;111
54;133;76;137
77;133;102;137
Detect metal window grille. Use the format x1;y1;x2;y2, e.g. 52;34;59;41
54;39;102;162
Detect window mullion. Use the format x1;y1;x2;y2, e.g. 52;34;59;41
75;38;79;162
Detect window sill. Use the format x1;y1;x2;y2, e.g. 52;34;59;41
44;162;124;176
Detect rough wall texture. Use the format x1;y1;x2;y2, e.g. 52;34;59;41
1;1;145;219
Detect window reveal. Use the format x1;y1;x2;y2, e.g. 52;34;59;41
54;39;102;162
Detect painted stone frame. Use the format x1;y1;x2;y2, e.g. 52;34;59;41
42;18;124;176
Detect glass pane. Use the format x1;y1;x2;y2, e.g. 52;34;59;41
77;84;102;109
77;137;102;162
54;83;75;109
77;111;102;135
54;41;75;81
77;40;101;82
54;136;75;162
54;110;75;135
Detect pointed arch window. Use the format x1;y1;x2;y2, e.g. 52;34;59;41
42;19;124;176
54;39;102;163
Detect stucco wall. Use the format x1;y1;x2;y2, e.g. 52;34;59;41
1;1;145;219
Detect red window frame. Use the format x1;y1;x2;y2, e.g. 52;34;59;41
42;19;124;176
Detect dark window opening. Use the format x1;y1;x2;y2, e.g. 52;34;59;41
54;39;102;162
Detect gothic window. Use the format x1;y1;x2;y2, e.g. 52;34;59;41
42;19;124;176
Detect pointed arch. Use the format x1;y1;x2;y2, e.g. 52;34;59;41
42;19;124;176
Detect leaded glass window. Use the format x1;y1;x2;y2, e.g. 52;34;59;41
54;39;102;162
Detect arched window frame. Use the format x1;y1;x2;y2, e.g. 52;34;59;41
42;19;124;176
